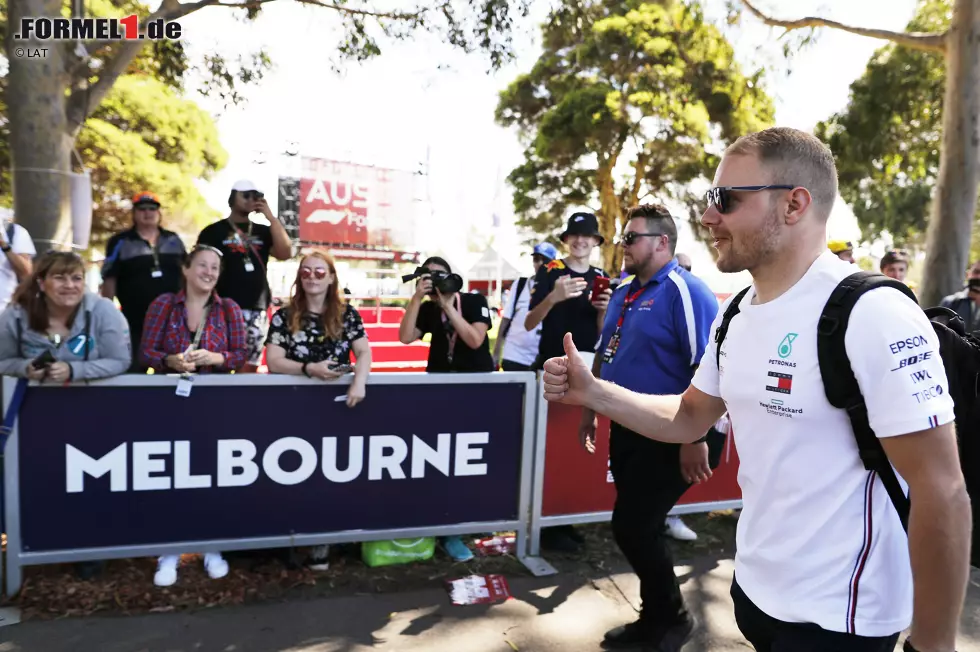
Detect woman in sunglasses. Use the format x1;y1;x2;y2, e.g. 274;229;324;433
265;251;370;570
266;251;370;407
140;245;248;374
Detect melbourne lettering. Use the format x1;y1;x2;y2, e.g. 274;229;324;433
65;433;490;493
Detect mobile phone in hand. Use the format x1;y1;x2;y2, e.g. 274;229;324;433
591;276;611;301
331;364;353;374
31;350;55;370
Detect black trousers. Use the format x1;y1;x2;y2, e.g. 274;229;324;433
609;422;724;626
731;578;901;651
501;360;533;372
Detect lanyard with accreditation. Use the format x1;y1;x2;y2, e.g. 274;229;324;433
601;282;649;364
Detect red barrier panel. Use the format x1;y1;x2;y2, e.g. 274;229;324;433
541;402;741;518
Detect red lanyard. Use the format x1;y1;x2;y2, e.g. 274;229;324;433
614;285;647;331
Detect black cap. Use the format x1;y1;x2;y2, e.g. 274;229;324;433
560;212;604;245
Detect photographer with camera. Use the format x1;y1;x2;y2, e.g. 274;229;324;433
398;256;492;562
196;179;293;373
398;256;494;374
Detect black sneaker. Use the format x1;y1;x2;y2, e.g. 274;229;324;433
602;620;656;649
649;615;696;652
540;528;581;553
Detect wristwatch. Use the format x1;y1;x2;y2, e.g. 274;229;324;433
1;244;11;253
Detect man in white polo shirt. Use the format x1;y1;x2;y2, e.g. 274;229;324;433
540;127;969;652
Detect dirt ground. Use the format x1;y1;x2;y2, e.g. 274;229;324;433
2;511;738;621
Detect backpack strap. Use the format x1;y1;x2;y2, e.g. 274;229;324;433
714;287;752;369
817;271;918;532
515;276;529;309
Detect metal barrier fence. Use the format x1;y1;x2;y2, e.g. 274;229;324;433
1;372;741;595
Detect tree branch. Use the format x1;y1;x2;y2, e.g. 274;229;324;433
67;0;427;131
740;0;947;55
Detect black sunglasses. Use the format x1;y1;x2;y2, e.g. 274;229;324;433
241;190;264;200
704;185;796;214
620;231;663;246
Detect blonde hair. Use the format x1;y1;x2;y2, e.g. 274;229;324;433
727;127;838;222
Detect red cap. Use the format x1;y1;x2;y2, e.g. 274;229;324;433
132;191;161;208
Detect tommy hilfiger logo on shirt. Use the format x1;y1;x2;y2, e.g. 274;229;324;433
766;371;793;394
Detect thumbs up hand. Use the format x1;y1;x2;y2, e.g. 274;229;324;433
542;332;597;406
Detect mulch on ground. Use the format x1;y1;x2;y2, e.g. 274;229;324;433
3;511;738;621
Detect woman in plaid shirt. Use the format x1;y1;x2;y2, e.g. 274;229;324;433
139;245;248;374
138;245;246;587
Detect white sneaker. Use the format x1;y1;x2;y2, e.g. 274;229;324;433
307;545;330;571
665;516;698;541
203;552;229;580
154;555;179;587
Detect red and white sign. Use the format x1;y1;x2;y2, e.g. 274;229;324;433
298;158;416;248
446;574;512;606
541;403;741;518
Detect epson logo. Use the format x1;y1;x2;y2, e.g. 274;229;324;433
65;433;490;493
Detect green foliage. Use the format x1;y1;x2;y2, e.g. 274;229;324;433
815;0;957;248
77;75;228;245
496;0;775;270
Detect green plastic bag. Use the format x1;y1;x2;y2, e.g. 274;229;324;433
362;537;436;567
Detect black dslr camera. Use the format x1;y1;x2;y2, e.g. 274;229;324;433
402;266;463;296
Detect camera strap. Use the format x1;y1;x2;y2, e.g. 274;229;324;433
441;294;462;365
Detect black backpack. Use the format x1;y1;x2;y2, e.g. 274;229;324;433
715;272;980;553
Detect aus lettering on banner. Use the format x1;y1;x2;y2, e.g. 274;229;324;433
65;433;491;494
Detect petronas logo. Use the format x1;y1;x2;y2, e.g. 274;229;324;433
778;333;798;359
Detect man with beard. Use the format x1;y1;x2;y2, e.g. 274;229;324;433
580;204;721;651
539;128;968;652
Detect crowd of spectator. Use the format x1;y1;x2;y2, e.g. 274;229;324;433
0;174;977;592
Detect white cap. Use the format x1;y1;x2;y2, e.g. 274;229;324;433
231;179;258;192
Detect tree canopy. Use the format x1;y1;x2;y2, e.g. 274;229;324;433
76;74;229;245
496;0;775;273
814;0;954;250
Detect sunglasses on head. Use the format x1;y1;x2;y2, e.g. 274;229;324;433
704;185;797;214
300;267;328;279
620;231;663;246
191;245;224;258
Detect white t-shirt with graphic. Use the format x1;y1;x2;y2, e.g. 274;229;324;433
501;278;541;367
692;251;954;637
0;224;36;313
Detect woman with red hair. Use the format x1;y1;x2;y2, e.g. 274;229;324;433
266;250;371;405
265;251;371;570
